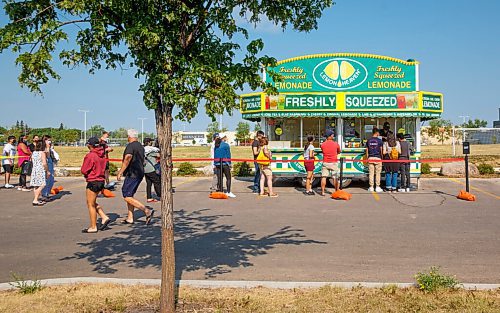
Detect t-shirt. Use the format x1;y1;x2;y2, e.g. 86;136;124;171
399;141;413;158
321;140;340;163
2;143;16;165
252;139;260;160
123;141;145;178
304;144;315;160
366;137;383;158
100;139;110;160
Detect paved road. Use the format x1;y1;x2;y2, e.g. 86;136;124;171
0;176;499;283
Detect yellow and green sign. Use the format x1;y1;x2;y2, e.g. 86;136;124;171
267;53;417;93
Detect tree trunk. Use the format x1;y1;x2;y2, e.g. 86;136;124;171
156;102;176;313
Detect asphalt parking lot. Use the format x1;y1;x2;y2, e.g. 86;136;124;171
0;176;499;284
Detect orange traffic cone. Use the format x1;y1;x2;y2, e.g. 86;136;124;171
331;189;352;200
102;189;116;198
457;190;476;201
209;192;228;199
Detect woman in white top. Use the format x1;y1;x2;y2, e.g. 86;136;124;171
30;141;50;206
303;135;316;195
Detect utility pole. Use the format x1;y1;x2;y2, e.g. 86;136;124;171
138;117;148;143
78;109;90;146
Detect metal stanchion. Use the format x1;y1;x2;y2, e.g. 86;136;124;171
339;157;344;190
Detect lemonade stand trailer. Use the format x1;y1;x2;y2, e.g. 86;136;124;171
240;54;443;187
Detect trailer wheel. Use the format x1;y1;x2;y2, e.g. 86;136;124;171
298;177;320;188
329;178;352;188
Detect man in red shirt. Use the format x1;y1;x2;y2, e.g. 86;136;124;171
81;137;111;233
320;130;341;196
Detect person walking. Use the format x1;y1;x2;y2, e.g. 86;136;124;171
100;131;114;186
143;137;161;202
320;130;341;196
117;129;154;225
366;128;384;193
30;141;49;206
209;133;219;192
383;131;401;192
258;137;278;197
17;135;32;191
303;135;316;195
81;137;111;233
41;135;56;200
2;136;17;189
214;134;236;198
252;130;265;193
397;133;413;192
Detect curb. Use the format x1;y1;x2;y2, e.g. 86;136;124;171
1;277;499;291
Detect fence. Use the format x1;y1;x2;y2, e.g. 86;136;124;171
451;128;500;156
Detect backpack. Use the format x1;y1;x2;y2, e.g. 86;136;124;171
389;146;399;160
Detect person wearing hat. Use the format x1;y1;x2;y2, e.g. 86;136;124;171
80;137;111;233
210;132;220;191
320;130;341;196
380;121;391;141
213;133;236;198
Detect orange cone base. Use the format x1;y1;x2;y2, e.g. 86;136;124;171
209;192;228;199
457;190;476;201
331;189;352;200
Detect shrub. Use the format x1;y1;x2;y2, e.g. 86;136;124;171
9;273;43;294
108;162;118;176
478;163;494;175
232;162;252;177
421;163;431;174
414;266;459;292
176;162;197;176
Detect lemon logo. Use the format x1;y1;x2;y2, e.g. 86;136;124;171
275;127;283;136
313;58;368;90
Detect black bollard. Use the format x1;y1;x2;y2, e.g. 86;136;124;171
465;154;469;193
339;157;344;190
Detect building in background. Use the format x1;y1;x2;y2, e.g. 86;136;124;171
494;108;500;128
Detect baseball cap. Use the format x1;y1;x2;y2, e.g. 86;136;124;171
213;132;220;139
86;137;100;147
219;133;227;139
324;130;334;138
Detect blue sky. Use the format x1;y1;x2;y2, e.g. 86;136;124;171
1;0;499;133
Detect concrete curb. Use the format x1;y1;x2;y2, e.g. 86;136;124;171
1;277;499;291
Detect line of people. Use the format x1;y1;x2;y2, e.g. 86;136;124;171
2;134;59;205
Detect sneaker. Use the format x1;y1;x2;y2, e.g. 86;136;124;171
4;184;15;189
406;188;410;192
385;187;392;192
22;188;31;192
368;187;374;192
398;188;406;192
226;192;236;198
375;187;383;193
17;187;23;191
252;189;259;193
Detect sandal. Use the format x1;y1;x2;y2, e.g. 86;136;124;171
145;209;155;225
121;219;134;225
32;201;46;206
269;193;279;198
81;229;98;233
99;218;112;231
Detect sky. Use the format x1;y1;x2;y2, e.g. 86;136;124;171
1;0;499;133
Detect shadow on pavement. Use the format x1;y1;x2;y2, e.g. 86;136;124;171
60;208;327;280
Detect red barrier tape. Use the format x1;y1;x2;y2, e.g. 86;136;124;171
107;157;464;164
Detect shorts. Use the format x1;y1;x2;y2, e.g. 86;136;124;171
304;160;315;172
321;162;338;178
261;166;273;177
86;181;105;193
2;164;13;174
122;176;143;198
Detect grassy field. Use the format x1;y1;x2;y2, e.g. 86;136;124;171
54;144;500;168
1;284;499;313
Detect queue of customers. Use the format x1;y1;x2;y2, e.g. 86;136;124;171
2;134;59;205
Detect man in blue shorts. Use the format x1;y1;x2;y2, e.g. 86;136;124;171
117;129;154;225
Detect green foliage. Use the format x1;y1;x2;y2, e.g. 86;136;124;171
478;163;494;175
421;163;431;174
232;162;252;177
176;162;197;176
206;122;228;143
461;118;488;128
9;273;43;294
415;267;460;292
426;119;453;144
235;122;251;145
108;162;118;176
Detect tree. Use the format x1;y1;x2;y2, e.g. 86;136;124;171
88;124;105;137
0;1;332;312
461;118;487;128
59;123;64;131
253;123;261;132
426;119;452;144
235;121;251;145
206;121;228;143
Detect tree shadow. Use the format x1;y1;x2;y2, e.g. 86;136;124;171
61;208;327;280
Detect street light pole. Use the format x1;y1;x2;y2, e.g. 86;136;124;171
458;115;469;143
138;118;147;143
78;109;90;146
